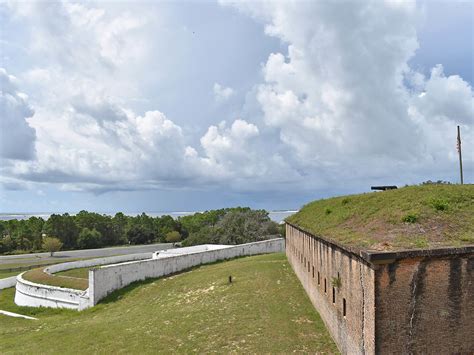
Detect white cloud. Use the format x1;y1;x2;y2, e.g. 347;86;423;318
213;83;235;102
0;68;36;160
224;0;473;184
1;1;472;197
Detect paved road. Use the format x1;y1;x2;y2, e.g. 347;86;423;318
0;243;173;265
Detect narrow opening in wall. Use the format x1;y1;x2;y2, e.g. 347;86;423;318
317;272;320;285
324;278;327;293
307;262;310;272
312;266;315;278
332;287;335;303
343;298;346;317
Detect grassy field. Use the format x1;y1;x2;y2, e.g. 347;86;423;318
287;184;474;251
0;253;338;354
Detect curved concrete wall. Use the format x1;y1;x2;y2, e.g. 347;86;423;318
14;273;89;310
14;253;152;310
90;238;285;306
0;276;17;290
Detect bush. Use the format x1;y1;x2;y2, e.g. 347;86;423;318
402;213;419;223
42;237;63;256
165;231;181;243
430;199;449;211
325;208;332;215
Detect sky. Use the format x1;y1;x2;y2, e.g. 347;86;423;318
0;0;473;213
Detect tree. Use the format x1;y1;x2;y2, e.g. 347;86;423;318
165;231;181;243
126;225;154;245
43;214;79;249
42;237;63;256
78;228;102;249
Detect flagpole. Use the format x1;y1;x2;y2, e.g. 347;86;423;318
457;125;463;185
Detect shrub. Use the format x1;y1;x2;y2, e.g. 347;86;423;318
402;213;419;223
325;208;332;215
331;276;342;288
165;231;181;243
341;198;350;206
430;198;449;211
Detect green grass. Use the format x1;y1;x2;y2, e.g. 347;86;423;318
286;184;474;251
0;253;338;354
22;267;89;290
0;270;20;279
55;267;90;279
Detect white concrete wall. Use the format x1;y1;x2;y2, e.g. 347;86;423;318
13;253;151;310
90;238;285;306
152;244;232;259
14;273;88;310
0;276;17;290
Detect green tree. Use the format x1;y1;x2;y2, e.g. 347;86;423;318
42;236;63;256
78;228;102;249
43;214;79;249
165;231;181;243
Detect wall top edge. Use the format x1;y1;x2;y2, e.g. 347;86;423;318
285;222;473;264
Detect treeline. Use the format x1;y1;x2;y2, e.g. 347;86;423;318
0;208;282;254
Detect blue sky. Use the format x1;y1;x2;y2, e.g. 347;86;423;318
0;1;472;213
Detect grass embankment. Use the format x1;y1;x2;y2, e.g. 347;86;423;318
0;253;338;354
287;184;474;251
22;267;89;290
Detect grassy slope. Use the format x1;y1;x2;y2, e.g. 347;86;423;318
0;253;337;354
22;267;89;290
287;184;474;251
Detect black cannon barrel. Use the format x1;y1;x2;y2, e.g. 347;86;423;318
371;186;397;191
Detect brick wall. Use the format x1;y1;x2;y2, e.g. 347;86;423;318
287;222;473;354
286;224;375;354
375;255;474;354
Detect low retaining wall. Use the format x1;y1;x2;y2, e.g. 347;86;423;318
0;276;17;290
14;253;152;310
89;238;285;306
15;273;90;310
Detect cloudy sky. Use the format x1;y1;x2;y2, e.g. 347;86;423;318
0;0;472;213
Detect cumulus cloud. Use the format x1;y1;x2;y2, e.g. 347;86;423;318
213;83;235;102
1;0;472;197
0;68;36;160
224;0;473;184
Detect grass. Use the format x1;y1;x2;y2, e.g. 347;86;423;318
0;257;95;281
0;253;338;354
55;267;90;279
286;184;474;251
22;268;89;290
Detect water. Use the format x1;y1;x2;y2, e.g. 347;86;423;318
0;210;297;224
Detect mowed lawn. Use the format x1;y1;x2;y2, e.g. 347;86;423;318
0;253;338;354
